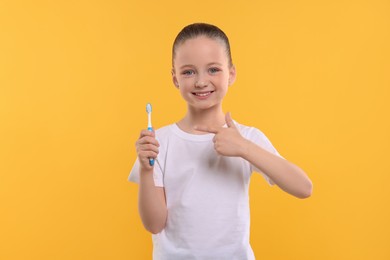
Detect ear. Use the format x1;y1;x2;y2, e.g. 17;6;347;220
228;65;236;86
171;68;179;88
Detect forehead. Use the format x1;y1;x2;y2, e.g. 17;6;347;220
174;36;228;67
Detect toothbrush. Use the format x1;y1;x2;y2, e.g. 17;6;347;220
146;103;154;166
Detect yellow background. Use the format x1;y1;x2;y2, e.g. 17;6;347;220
1;0;389;259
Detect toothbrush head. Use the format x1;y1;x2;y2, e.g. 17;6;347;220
146;103;152;113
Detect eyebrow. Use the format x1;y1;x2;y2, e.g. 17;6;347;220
179;62;223;70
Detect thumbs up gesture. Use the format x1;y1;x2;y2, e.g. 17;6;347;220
194;112;249;157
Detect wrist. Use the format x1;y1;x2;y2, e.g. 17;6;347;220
140;166;154;175
239;139;252;159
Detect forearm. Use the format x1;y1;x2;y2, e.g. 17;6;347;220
242;140;313;199
138;168;167;234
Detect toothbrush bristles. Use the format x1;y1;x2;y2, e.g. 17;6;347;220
146;103;152;113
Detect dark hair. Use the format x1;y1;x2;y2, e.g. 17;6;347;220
172;23;233;68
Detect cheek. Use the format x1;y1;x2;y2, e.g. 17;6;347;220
215;75;229;87
178;85;191;98
178;77;195;88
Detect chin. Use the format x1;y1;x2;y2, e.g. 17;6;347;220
189;102;219;111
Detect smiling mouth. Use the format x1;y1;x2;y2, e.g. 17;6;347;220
192;91;214;97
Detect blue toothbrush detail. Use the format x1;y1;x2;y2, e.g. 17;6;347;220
146;103;154;166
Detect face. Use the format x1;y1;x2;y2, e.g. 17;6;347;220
172;36;236;111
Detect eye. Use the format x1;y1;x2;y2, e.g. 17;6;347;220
182;70;195;76
209;67;221;74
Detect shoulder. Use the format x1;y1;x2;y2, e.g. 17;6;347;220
155;124;173;136
235;120;281;156
153;124;175;143
234;121;267;140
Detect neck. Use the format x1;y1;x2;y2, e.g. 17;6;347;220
177;105;226;134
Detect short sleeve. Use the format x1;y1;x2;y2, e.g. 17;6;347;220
246;127;284;186
128;157;164;187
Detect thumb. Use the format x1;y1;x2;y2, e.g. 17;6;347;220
225;112;236;128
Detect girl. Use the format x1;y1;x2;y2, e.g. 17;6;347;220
129;23;312;260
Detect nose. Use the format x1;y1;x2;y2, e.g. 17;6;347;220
195;74;209;88
195;81;207;88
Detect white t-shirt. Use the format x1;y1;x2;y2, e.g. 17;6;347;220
128;121;282;260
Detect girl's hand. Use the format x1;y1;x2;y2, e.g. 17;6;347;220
194;112;250;157
136;130;160;171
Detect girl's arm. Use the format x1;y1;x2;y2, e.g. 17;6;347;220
195;112;313;199
241;141;312;199
138;168;167;234
136;130;167;234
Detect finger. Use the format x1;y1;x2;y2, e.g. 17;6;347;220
139;151;158;160
139;129;155;138
136;139;159;152
136;145;159;155
194;125;219;134
225;112;236;128
138;136;160;146
139;144;159;153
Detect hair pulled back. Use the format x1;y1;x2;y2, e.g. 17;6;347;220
172;23;233;68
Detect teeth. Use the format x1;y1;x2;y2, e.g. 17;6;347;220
195;92;212;96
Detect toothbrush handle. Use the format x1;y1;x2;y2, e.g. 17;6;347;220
147;126;155;166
